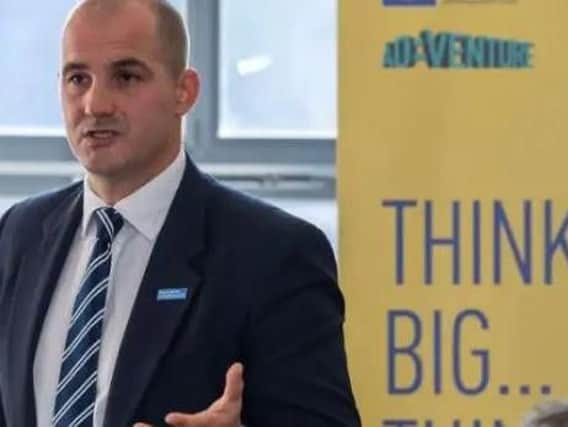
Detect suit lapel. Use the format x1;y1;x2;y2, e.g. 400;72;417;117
9;188;82;427
104;158;207;427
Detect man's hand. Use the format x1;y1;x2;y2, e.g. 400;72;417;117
133;362;244;427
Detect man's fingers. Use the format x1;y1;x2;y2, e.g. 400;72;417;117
141;364;243;426
165;411;210;427
223;362;244;403
163;363;244;426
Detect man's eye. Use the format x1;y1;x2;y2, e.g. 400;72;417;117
66;74;88;86
116;71;141;84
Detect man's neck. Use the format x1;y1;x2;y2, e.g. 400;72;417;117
87;148;181;205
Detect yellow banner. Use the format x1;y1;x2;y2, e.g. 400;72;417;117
338;1;568;426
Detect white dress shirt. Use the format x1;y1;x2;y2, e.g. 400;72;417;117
33;149;186;427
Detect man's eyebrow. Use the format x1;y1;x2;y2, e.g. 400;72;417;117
61;58;153;76
111;58;152;72
61;62;88;76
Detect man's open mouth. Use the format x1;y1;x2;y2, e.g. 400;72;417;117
85;130;120;139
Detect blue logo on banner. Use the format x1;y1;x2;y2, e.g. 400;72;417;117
382;30;534;69
383;0;436;6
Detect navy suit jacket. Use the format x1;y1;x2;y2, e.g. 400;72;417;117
0;155;360;427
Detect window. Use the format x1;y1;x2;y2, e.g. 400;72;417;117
0;1;70;131
187;0;336;198
218;0;337;140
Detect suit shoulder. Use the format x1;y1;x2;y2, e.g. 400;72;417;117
204;178;328;246
0;182;82;238
201;178;338;301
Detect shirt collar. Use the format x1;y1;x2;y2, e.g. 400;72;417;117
81;148;186;241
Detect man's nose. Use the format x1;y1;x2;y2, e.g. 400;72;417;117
84;82;116;116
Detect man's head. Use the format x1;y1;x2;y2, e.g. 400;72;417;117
66;0;189;78
61;0;199;197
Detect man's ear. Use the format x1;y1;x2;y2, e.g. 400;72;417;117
175;68;200;116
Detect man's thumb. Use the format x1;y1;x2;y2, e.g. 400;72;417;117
223;362;244;403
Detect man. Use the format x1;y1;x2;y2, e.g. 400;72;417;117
0;0;360;426
524;401;568;427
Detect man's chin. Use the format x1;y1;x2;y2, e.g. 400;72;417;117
82;160;126;180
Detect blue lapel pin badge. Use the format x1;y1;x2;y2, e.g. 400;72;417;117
157;288;189;301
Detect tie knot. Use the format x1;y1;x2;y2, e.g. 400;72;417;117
94;207;124;242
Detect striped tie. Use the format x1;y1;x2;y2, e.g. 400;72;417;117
52;207;124;427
